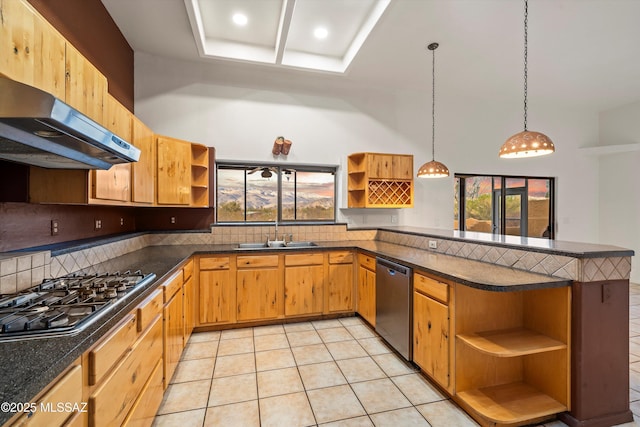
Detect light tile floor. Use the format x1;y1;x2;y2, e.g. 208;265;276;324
154;284;640;427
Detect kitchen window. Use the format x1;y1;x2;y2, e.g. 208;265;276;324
454;174;555;239
216;162;337;223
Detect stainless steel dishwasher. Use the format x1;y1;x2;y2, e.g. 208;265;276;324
375;257;412;361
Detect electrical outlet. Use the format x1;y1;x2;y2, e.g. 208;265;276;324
428;240;437;249
51;220;59;236
94;219;102;230
170;216;176;224
391;215;398;224
120;217;124;226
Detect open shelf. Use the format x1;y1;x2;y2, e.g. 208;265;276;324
190;144;209;207
457;382;567;425
457;328;566;357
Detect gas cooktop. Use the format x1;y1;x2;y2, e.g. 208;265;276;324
0;271;156;341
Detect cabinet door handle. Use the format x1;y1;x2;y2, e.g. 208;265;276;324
428;321;432;330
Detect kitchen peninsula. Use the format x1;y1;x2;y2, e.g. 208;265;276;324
0;225;633;427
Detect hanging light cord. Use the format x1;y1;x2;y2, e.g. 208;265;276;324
431;44;436;161
523;0;528;131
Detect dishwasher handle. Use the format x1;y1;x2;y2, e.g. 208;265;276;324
376;258;411;277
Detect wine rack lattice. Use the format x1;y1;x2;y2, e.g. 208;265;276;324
367;180;412;206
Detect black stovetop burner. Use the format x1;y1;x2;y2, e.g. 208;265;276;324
0;271;156;341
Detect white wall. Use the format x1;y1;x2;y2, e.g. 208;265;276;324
598;101;640;283
136;53;603;247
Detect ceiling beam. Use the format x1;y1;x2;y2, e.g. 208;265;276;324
275;0;296;65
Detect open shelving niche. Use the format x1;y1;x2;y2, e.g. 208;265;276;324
190;143;209;207
453;284;571;426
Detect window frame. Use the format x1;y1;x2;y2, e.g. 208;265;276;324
215;161;338;225
455;173;556;239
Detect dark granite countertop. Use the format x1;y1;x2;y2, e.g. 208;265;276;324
0;240;570;425
372;226;635;258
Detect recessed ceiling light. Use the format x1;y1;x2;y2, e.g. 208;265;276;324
313;27;328;40
232;13;248;26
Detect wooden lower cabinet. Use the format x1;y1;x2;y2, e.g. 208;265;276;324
90;317;163;427
198;256;235;325
284;253;324;317
413;272;450;390
183;274;195;343
357;264;376;326
122;358;164;427
237;268;281;321
11;362;83;427
163;288;184;388
327;251;354;313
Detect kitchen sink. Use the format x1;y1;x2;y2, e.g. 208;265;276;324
235;241;318;250
237;242;269;249
284;241;318;248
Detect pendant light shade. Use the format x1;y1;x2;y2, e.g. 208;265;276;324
417;42;449;178
499;0;555;159
417;160;449;178
499;130;554;158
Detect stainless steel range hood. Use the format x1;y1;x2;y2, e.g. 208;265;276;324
0;77;140;170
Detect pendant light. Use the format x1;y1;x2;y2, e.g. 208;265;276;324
417;42;449;178
499;0;554;158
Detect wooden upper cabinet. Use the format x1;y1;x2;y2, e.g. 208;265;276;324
131;116;156;204
156;135;192;205
91;94;132;202
347;152;414;208
367;154;394;179
0;0;66;99
65;42;106;124
392;155;413;179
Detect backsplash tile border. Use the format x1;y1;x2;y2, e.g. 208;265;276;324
0;226;630;293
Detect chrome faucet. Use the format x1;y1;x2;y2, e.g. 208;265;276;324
274;219;279;240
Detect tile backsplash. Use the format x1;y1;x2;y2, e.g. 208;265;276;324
0;225;631;293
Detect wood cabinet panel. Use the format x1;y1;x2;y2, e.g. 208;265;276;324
391;155;413;179
358;253;376;271
92;93;132;202
162;270;183;303
156;135;191;206
285;253;323;267
284;265;324;316
12;363;82;427
163;291;183;388
237;255;279;268
199;269;235;325
327;263;353;313
90;317;162;427
88;313;137;386
183;275;195;342
183;258;194;282
137;288;163;333
65;42;106;124
413;291;449;388
367;154;393;179
414;273;448;304
200;256;230;270
121;359;163;427
329;251;353;264
236;269;280;321
0;0;66;99
131;117;155;204
357;265;376;326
